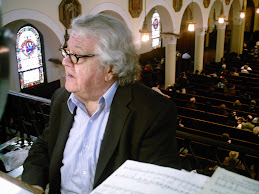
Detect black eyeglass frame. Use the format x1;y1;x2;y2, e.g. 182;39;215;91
60;46;98;64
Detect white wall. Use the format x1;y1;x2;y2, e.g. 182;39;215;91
1;0;246;91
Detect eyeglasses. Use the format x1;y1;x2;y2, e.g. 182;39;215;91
60;46;98;64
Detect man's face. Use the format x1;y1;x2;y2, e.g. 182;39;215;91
62;32;110;102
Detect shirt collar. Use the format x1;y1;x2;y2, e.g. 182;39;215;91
102;81;118;111
67;81;118;114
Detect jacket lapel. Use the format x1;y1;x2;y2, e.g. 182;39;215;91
93;84;133;187
49;99;75;186
52;101;74;163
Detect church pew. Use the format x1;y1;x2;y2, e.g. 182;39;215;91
177;125;258;149
178;115;259;145
177;106;228;125
171;92;249;112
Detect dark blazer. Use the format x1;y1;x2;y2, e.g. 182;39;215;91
22;82;179;193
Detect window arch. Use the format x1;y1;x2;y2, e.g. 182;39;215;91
151;10;161;49
16;25;45;89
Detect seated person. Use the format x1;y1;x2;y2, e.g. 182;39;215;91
185;97;198;109
232;100;242;111
223;151;245;170
218;104;229;116
177;72;189;90
242;115;255;131
241;64;252;71
231;68;239;76
21;14;180;193
179;147;192;171
249;100;257;113
152;83;171;98
224;84;236;96
215;78;227;89
241;65;251;74
226;111;238;127
236;118;243;129
253;127;259;137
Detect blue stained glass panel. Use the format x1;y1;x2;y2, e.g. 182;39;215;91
16;26;44;89
152;10;161;49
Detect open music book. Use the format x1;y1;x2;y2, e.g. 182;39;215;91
0;171;43;194
91;160;259;194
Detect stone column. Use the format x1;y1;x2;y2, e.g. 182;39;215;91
194;28;206;72
237;0;247;55
230;18;241;53
205;29;210;48
238;16;246;55
165;36;177;87
253;9;259;32
215;23;226;62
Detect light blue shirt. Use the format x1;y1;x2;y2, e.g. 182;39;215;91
60;81;118;194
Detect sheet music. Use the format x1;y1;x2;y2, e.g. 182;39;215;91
0;176;32;194
199;167;259;194
91;160;209;194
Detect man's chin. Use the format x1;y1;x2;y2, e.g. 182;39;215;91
65;83;75;93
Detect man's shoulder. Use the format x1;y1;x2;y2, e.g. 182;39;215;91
51;87;71;102
131;82;166;98
120;82;175;108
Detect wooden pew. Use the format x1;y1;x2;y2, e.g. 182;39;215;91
178;115;259;145
172;97;256;117
177;125;258;149
171;91;249;112
177;106;228;125
176;130;259;179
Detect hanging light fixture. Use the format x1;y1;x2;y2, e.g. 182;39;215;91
139;0;151;42
256;2;259;14
218;15;225;24
240;0;246;19
187;21;196;31
187;1;196;31
218;1;225;24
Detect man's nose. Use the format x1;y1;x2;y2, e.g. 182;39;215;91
62;56;73;66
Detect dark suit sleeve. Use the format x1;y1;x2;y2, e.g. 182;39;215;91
21;90;59;189
137;99;180;169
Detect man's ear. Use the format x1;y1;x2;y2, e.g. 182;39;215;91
104;65;115;82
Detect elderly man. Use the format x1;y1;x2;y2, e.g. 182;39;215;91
22;14;179;193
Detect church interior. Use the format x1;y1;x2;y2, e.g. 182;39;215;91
0;0;258;188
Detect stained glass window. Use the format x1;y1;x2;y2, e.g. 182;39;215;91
16;26;45;89
152;10;161;49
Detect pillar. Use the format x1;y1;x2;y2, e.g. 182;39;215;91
253;8;259;32
238;16;246;55
194;28;206;72
215;23;226;62
165;37;177;87
236;0;247;55
205;30;209;48
230;18;241;53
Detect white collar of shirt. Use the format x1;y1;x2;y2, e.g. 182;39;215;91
67;81;118;115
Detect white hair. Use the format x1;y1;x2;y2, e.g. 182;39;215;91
71;14;140;86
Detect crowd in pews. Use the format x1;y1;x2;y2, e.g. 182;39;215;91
166;74;258;131
139;45;259;178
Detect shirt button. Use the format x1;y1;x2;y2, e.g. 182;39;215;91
89;120;93;123
83;171;87;175
85;145;90;149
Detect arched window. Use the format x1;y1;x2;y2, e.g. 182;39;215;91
16;26;45;89
151;10;161;49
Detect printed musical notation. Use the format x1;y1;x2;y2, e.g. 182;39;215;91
91;160;259;194
199;167;259;194
91;160;209;194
